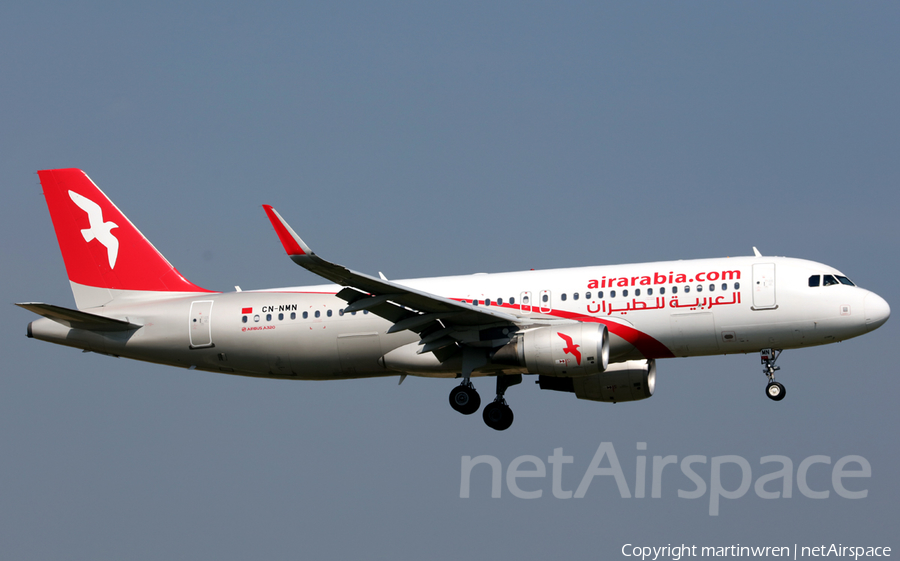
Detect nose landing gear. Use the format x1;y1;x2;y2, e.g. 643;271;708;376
761;348;786;401
766;381;786;400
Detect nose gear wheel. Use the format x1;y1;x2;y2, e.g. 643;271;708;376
760;349;786;401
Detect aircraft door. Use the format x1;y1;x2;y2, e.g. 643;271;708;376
539;290;552;314
189;300;214;348
520;291;532;314
752;263;777;310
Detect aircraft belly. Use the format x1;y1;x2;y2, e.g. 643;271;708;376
336;332;383;377
717;320;817;352
669;312;720;357
288;323;341;378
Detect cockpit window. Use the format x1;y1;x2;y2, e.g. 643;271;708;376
836;275;855;286
808;275;820;287
823;274;839;286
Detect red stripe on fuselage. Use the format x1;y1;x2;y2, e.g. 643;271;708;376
548;308;675;359
246;291;675;359
456;300;674;359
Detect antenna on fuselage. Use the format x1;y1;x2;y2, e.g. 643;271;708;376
752;247;762;257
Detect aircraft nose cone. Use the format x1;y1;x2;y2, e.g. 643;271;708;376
864;292;890;332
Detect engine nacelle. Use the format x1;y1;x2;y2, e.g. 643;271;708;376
493;323;609;377
538;359;656;403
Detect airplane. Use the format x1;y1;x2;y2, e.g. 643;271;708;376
19;168;891;431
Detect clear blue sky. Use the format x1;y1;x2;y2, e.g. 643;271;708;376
2;2;898;559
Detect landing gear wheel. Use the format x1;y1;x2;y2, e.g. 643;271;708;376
449;384;481;415
483;401;514;431
766;381;786;401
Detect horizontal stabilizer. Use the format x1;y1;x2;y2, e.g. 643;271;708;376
16;302;141;332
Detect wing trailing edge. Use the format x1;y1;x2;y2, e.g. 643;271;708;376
261;205;522;354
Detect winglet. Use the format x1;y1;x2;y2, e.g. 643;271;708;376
262;205;313;257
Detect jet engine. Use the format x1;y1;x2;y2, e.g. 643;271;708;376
491;323;609;377
538;359;656;403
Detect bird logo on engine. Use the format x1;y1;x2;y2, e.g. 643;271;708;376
557;332;582;365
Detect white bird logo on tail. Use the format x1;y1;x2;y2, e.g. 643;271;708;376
68;190;119;269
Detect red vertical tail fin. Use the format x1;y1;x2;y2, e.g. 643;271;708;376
38;169;212;309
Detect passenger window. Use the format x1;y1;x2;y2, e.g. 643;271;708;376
510;297;515;305
573;293;579;301
672;286;677;294
610;290;616;298
485;299;491;306
303;311;308;319
497;298;503;306
647;288;653;296
254;315;260;322
585;292;591;299
684;286;690;293
623;289;629;297
473;300;479;306
721;283;727;291
809;275;821;287
561;293;567;302
242;316;248;323
542;294;549;303
327;310;333;317
734;282;740;290
265;313;272;321
278;313;284;321
339;309;344;316
696;285;702;292
634;289;640;296
364;310;369;314
660;287;665;295
598;291;604;299
315;310;320;318
291;312;296;320
709;284;715;292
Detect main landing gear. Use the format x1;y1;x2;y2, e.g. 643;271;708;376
449;381;481;415
761;348;786;401
483;374;521;432
448;374;522;431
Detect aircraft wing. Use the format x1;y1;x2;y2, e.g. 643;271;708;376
263;205;521;353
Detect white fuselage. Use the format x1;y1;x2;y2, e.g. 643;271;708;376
28;255;889;381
